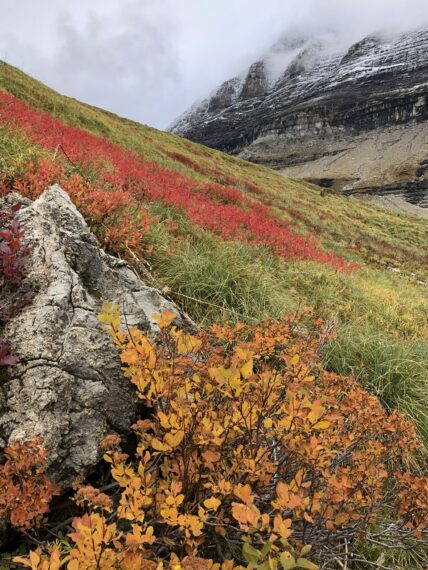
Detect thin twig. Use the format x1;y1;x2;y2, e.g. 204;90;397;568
52;143;79;171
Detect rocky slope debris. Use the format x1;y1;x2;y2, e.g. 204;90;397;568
171;28;428;208
0;185;190;487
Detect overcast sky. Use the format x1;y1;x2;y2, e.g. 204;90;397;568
1;0;428;129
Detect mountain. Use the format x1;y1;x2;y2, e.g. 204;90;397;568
170;28;428;208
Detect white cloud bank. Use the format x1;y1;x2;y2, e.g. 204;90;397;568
0;0;427;128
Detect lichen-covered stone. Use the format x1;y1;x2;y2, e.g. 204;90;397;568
0;185;191;487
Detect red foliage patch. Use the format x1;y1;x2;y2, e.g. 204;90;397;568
0;203;35;365
0;90;354;271
0;438;59;529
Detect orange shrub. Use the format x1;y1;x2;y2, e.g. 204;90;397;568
0;438;59;529
15;307;428;569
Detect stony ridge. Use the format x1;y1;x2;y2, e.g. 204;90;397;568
171;28;428;207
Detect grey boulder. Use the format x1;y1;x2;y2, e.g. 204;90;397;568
0;185;190;486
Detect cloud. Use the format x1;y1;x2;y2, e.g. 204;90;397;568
0;0;427;128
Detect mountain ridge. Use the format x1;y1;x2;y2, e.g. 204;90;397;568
171;27;428;208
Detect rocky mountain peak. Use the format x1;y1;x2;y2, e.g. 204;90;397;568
170;27;428;209
239;61;269;100
340;33;384;64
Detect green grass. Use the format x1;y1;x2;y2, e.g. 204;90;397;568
0;125;45;181
326;324;428;443
152;237;298;326
355;534;428;570
138;202;298;325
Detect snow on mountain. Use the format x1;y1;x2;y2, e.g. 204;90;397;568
170;27;428;207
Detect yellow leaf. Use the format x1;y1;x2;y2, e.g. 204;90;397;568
30;550;42;568
303;375;315;383
240;359;253;379
204;497;221;510
229;373;242;391
164;430;185;448
264;418;273;429
157;411;170;429
13;551;42;568
177;333;202;355
11;558;31;568
154;309;177;329
313;421;330;430
296;559;319;570
209;366;232;383
98;301;121;332
290;354;300;366
151;438;169;452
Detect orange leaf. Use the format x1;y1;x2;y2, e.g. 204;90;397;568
234;484;254;505
164;430;185;449
204;497;221;510
154;309;177;329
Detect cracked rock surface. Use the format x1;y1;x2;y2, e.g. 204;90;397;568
0;185;190;487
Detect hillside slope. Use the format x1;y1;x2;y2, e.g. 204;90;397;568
0;60;427;442
171;28;428;208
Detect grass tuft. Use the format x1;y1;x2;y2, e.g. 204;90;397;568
325;324;428;443
151;236;297;326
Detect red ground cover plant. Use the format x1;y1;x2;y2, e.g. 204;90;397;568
165;150;266;196
165;150;209;176
0;203;30;285
0;438;59;530
3;158;152;260
0;90;354;271
0;202;34;365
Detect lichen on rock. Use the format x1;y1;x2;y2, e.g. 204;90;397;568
0;185;191;487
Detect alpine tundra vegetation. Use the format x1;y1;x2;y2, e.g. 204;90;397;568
0;23;427;570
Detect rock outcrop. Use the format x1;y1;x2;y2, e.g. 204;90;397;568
171;28;428;208
0;186;190;487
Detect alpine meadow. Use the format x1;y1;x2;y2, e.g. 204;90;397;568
0;30;427;570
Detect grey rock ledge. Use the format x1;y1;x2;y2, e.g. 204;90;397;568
0;185;191;487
